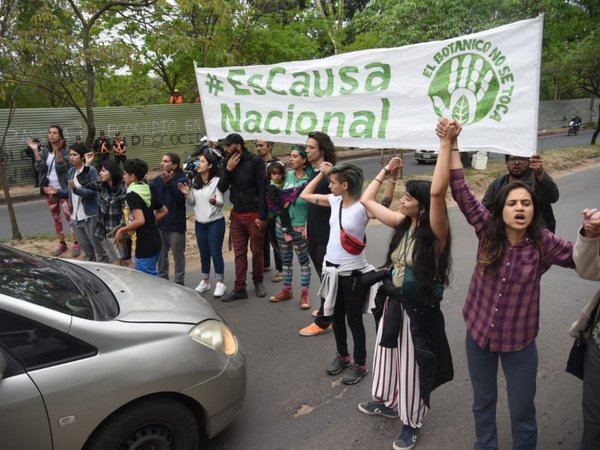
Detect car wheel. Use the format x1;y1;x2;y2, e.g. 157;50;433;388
87;398;199;450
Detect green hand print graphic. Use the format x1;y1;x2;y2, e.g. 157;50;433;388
428;54;499;125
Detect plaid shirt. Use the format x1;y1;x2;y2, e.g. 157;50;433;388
78;173;127;239
450;169;575;352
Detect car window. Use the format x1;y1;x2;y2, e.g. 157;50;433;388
0;244;118;320
0;310;97;371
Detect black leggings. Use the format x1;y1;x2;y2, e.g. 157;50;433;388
331;270;368;366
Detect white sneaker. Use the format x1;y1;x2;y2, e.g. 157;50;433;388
213;282;227;298
195;280;211;293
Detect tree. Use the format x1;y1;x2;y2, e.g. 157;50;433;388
0;0;158;148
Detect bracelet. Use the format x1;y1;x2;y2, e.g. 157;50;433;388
452;147;459;151
374;178;383;184
388;179;397;184
383;167;391;175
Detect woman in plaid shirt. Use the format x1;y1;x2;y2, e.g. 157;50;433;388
436;119;575;450
79;155;131;266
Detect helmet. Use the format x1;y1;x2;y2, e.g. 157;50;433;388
201;136;209;144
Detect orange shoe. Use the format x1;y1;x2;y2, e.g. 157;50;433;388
299;323;332;337
270;287;293;302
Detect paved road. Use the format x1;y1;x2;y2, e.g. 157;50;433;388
0;130;594;239
199;166;599;449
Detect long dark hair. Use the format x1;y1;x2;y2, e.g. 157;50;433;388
192;152;219;189
101;159;123;191
308;131;337;165
47;125;65;151
385;180;452;305
479;182;543;273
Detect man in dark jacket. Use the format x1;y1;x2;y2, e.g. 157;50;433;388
482;154;559;232
218;133;268;301
152;152;188;285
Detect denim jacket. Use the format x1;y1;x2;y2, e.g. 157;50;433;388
56;166;100;218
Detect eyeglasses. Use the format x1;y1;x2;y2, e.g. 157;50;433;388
507;157;529;163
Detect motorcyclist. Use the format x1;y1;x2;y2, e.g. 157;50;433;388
568;112;582;136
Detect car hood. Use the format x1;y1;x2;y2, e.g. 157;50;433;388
77;261;219;324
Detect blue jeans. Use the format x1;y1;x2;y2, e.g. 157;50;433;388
581;338;600;449
466;332;538;450
195;218;225;281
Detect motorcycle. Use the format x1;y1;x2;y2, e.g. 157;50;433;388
568;118;581;136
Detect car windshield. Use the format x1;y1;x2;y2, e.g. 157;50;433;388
0;245;118;320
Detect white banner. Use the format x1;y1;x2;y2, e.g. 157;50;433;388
195;16;543;156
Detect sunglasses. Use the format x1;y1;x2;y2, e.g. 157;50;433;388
507;157;529;163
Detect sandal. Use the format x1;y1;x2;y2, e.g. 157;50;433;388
272;271;284;282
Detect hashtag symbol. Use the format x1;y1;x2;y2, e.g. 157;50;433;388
205;74;224;96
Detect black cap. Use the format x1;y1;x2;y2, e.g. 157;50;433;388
99;130;105;136
115;131;121;136
75;135;81;141
219;133;244;146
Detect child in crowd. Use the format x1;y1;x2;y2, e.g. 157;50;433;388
115;159;168;275
266;161;306;242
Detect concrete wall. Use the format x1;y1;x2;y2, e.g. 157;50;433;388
538;98;597;130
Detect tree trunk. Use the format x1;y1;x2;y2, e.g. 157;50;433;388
592;103;600;145
0;99;23;240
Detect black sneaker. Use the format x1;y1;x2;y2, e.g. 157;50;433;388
221;289;248;302
326;355;351;375
254;282;266;298
342;364;368;385
358;401;399;419
393;425;421;450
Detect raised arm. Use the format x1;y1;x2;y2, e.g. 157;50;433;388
300;162;332;207
430;118;460;251
360;157;405;227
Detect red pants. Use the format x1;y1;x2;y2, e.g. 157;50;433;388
230;213;265;291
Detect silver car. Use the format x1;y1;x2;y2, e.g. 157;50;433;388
0;244;245;450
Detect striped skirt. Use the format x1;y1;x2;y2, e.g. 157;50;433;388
371;299;427;428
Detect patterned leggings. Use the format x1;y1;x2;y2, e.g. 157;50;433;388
46;195;72;235
275;221;310;288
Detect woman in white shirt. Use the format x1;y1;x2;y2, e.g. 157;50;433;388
300;162;373;386
178;151;226;297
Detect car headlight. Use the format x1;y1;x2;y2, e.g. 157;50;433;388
189;319;238;356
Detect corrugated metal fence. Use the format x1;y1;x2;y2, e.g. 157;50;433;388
0;104;206;186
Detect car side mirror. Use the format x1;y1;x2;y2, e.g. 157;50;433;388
0;351;6;381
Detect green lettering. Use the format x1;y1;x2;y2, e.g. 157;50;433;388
290;72;310;97
267;67;287;95
349;110;375;138
313;69;334;97
248;74;266;95
295;112;318;135
365;62;391;92
265;111;283;134
339;67;359;95
323;112;346;136
220;103;242;131
378;98;390;138
227;69;251;95
244;110;262;133
286;104;294;135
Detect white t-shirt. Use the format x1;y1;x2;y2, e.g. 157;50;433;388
71;166;91;222
325;194;369;265
46;153;60;189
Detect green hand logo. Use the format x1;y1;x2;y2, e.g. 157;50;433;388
428;54;499;125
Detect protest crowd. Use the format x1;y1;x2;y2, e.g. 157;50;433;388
25;120;600;450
